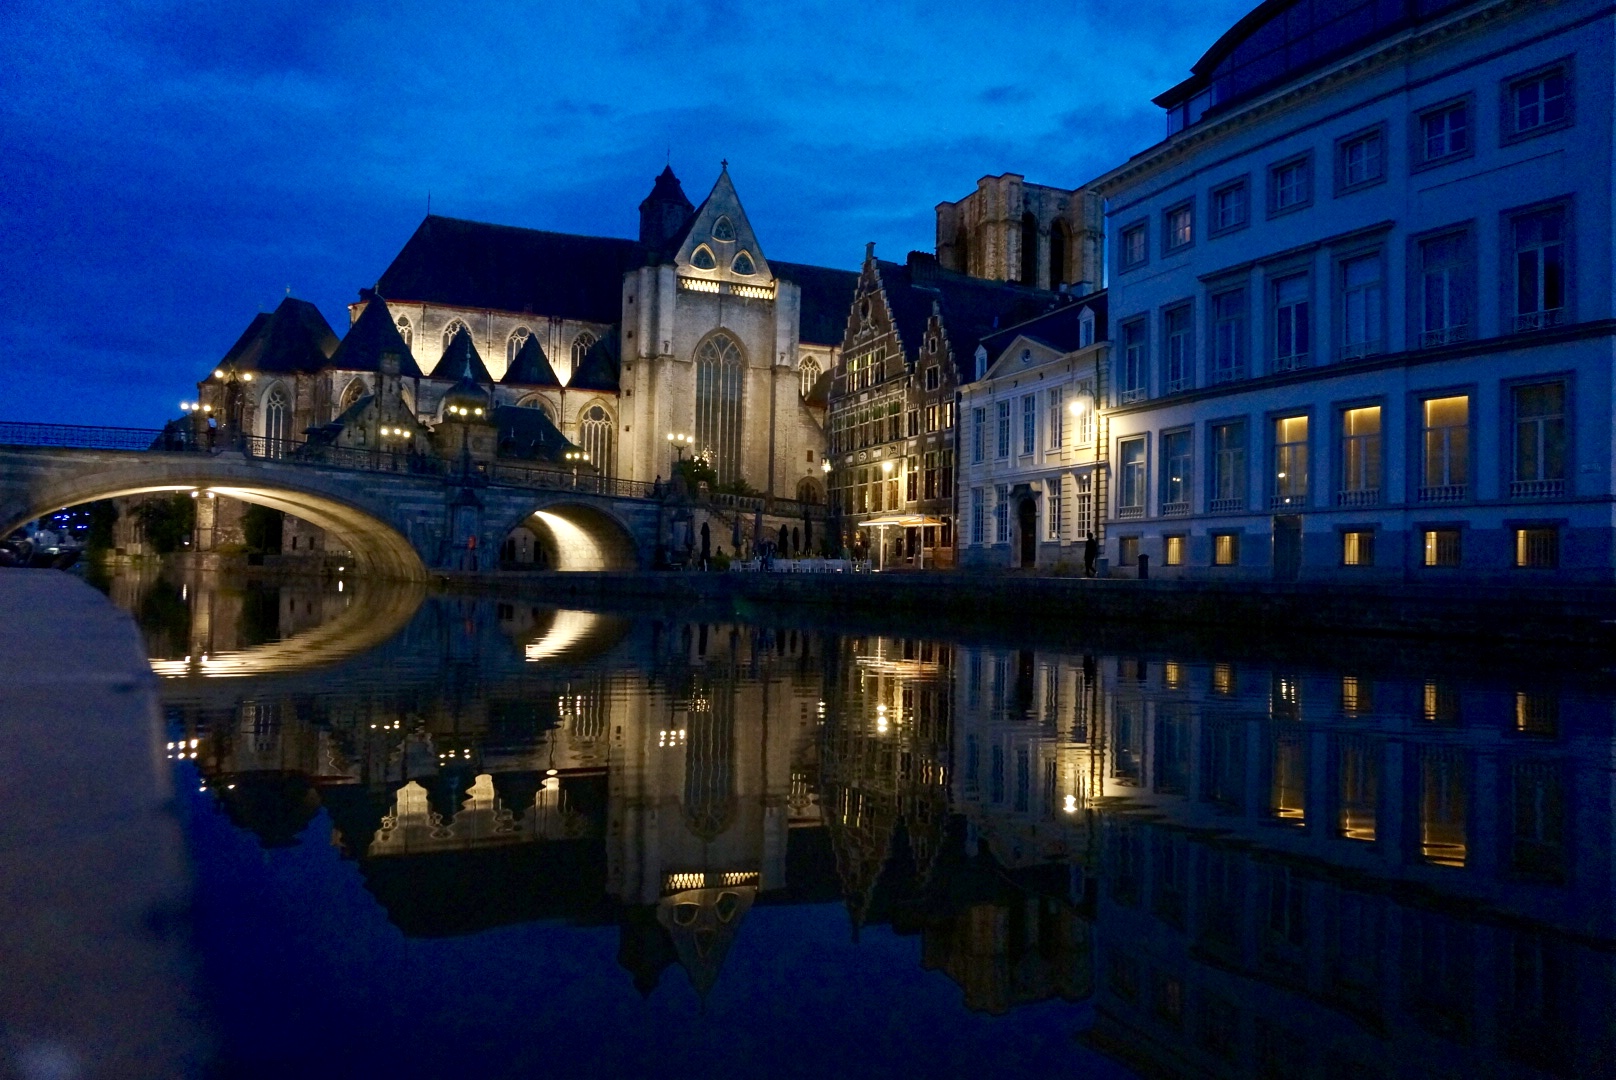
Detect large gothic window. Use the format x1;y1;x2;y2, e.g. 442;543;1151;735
442;318;468;351
683;682;736;841
580;404;615;477
395;316;412;347
695;333;744;484
338;379;365;413
507;326;530;366
799;356;821;399
262;384;290;458
570;332;597;372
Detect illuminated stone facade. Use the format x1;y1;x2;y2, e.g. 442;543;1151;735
936;173;1104;292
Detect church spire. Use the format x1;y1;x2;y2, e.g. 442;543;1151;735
639;164;695;251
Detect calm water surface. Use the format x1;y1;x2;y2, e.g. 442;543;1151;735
98;566;1616;1079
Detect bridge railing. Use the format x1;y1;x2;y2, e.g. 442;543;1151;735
0;421;193;451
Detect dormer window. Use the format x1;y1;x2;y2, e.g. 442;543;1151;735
1079;309;1096;348
974;345;988;381
732;251;756;276
712;216;736;242
692;245;717;270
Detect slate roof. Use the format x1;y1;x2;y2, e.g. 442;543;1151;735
876;255;1067;383
494;404;577;462
977;290;1108;360
775;261;861;346
328;293;424;378
568;326;620;392
501;333;561;387
375;215;649;324
217;297;338;375
438;326;494;384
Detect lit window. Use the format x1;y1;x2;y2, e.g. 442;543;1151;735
1339;406;1381;505
1164;535;1185;566
1423;529;1461;568
1342;530;1374;567
1272;415;1308;508
1161;429;1192;515
1212;533;1238;566
1165;202;1193;250
1420;396;1469;502
1515;527;1558;569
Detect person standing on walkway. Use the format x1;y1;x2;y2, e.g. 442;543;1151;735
1083;532;1098;578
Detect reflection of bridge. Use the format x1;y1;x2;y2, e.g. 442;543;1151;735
0;423;663;579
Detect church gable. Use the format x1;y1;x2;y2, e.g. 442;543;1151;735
672;166;773;286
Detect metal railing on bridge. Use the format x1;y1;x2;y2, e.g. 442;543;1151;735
0;421;186;452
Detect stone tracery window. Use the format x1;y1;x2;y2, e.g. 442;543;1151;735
442;318;468;351
732;251;755;276
395;316;412;347
798;356;821;399
570;332;597;371
691;245;717;270
338;379;365;413
262;384;290;457
580;403;615;477
507;326;531;366
695;333;744;484
712;216;736;242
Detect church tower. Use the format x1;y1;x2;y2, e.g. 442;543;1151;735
638;165;695;252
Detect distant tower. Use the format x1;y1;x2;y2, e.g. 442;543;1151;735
639;165;696;251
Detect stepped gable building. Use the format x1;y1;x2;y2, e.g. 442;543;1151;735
827;247;1066;568
362;164;859;501
1091;0;1616;584
958;292;1111;571
935;173;1104;293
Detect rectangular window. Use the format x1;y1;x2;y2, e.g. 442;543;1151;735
996;400;1011;458
908;409;920;437
1506;64;1570;141
1418;99;1470;165
1164;535;1185;566
905;456;918;502
1339;406;1381;506
1119;536;1140;566
1269;154;1312;215
941;450;953;499
1337;125;1385;192
1122;223;1147;269
1047;478;1063;540
1272;274;1310;372
1211;179;1248;234
888;401;901;442
1272;416;1308;508
1212;533;1239;566
1211;288;1247;383
971;488;986;544
1340;253;1383;358
923;451;938;500
1420;396;1469;502
1073;472;1094;539
925;366;940;391
1418;231;1472;346
994;484;1010;543
1021;394;1036;455
1342;529;1375;567
1074;382;1096;445
1121;319;1148;402
1046;387;1064;448
1119;438;1147;518
1165;201;1193;251
1512;206;1567;332
1161;429;1192;515
1210;421;1247;513
1512;382;1567;497
924;404;937;433
972;406;986;463
1515;528;1559;569
941;402;953;429
1163;304;1192;393
1423;528;1461;568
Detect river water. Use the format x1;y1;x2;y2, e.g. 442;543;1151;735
96;565;1616;1079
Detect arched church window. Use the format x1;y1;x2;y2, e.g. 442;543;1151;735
711;216;736;242
395;316;412;347
338;379;365;413
695;333;744;484
796;477;823;505
731;251;755;276
1050;220;1070;289
580;403;615;478
798;356;821;398
691;245;717;270
442;318;468;351
517;395;554;423
507;326;531;366
1020;211;1039;286
262;384;290;458
570;332;597;370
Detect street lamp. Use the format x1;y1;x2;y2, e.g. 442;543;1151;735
565;449;590;486
666;431;693;463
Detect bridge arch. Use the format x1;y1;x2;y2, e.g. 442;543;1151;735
0;457;428;581
495;499;640;572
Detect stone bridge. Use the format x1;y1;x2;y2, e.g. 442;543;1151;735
0;425;667;581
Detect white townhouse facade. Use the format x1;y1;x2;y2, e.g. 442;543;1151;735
1091;0;1616;584
958;295;1112;570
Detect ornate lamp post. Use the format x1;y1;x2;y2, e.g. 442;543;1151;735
565;449;590;487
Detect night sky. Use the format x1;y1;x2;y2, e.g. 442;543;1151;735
1;0;1252;428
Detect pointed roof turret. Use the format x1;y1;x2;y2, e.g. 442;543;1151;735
670;165;773;286
439;325;494;384
501;333;561;387
568;327;620;392
639;164;695;252
329;292;424;377
216;296;338;376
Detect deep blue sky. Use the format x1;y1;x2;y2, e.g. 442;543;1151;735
0;0;1252;428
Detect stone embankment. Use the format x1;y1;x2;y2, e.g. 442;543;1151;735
0;571;205;1079
438;568;1616;647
